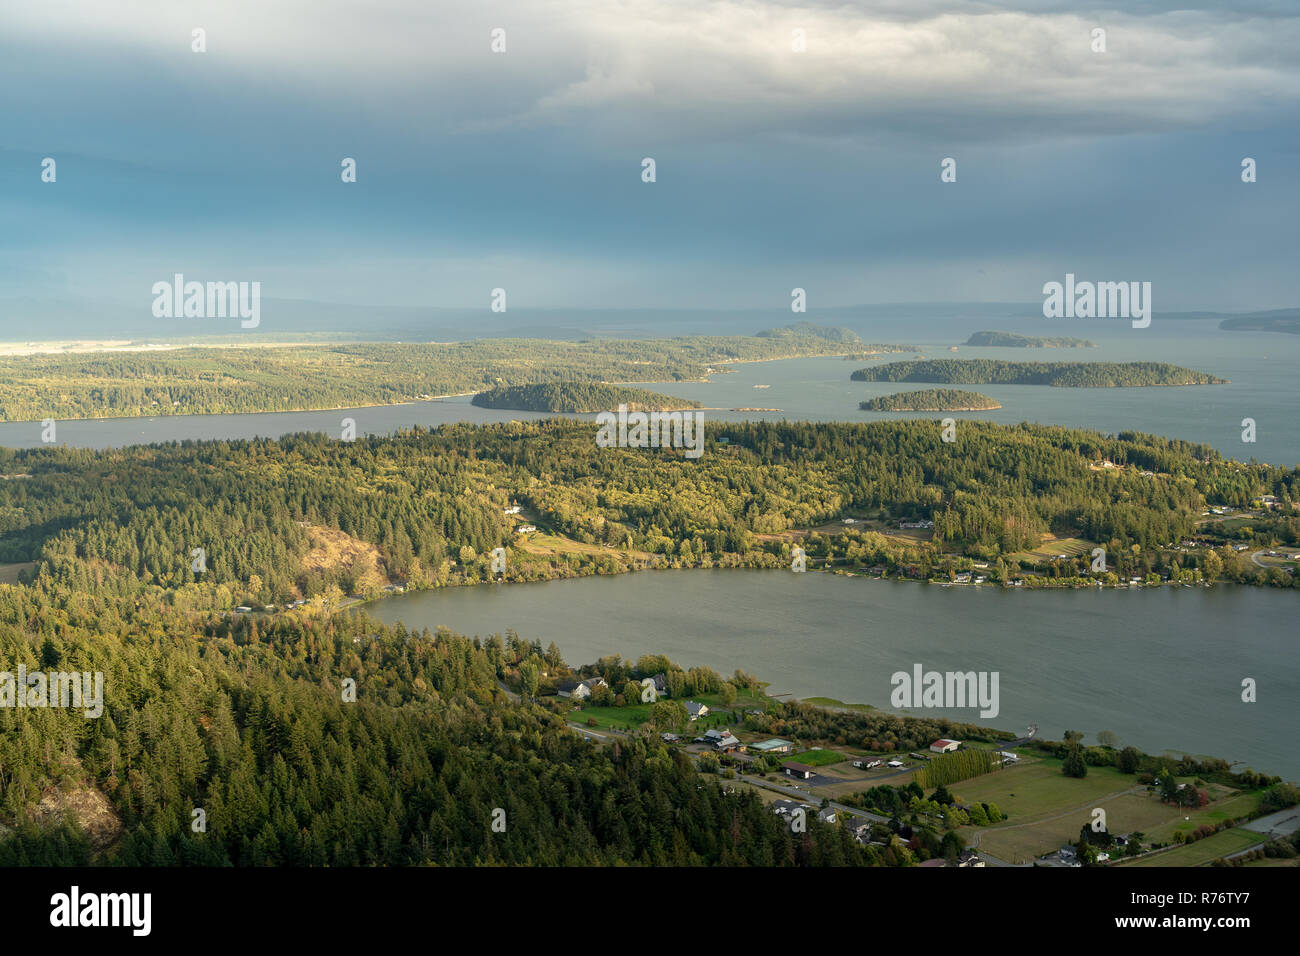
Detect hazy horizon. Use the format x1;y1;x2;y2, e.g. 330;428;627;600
4;0;1299;325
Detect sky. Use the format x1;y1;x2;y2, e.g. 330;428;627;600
1;0;1298;325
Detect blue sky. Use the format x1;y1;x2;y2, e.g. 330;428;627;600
2;0;1298;322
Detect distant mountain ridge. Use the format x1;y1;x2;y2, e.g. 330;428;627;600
1219;309;1300;335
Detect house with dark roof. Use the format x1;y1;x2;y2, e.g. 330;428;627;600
782;761;815;780
684;701;709;721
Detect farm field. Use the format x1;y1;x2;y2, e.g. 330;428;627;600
568;691;766;732
1119;827;1263;867
1006;535;1094;564
786;749;850;768
952;759;1260;864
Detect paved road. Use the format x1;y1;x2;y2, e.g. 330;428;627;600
1242;807;1300;838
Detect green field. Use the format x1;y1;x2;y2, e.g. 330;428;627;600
951;757;1134;818
953;759;1261;864
1140;790;1262;844
787;749;850;768
1007;536;1094;564
568;691;766;733
1120;828;1263;867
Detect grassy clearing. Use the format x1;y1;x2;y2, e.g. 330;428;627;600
1121;828;1262;867
953;760;1259;864
568;691;765;733
518;531;653;561
1007;535;1094;563
1141;790;1261;845
0;561;36;585
787;749;849;768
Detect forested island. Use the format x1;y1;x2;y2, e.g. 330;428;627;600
852;360;1228;387
1;419;1295;609
861;389;1001;412
1220;313;1300;335
963;330;1096;348
0;324;877;422
471;383;699;413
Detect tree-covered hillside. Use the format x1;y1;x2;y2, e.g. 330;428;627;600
1;420;1295;611
0;327;870;422
963;331;1096;348
471;383;700;412
852;360;1227;387
860;389;1001;411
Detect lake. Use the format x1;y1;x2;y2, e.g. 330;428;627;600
370;569;1300;779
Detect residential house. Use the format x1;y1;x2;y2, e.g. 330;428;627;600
557;676;607;700
684;701;709;721
771;799;813;818
845;818;874;843
751;738;794;754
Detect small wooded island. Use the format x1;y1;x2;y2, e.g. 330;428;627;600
861;388;1002;411
851;360;1228;387
471;382;701;413
963;330;1096;348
